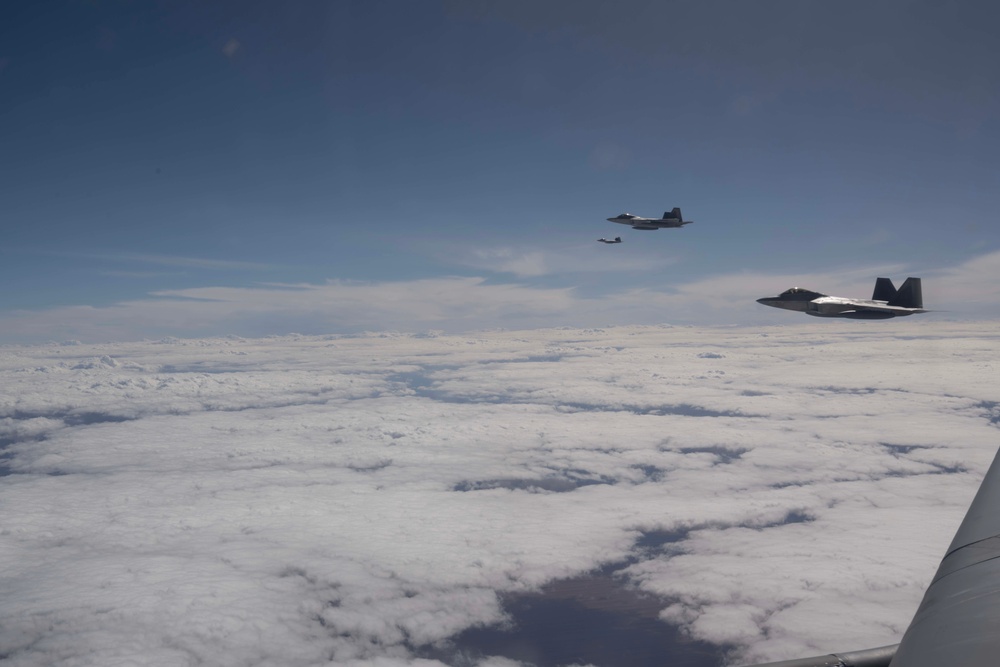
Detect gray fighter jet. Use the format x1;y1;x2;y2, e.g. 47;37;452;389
597;236;622;244
607;207;693;230
756;277;925;319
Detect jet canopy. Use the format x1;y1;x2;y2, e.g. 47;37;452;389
778;287;824;300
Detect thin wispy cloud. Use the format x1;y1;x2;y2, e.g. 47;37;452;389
222;37;241;58
467;248;550;277
97;252;281;271
0;250;998;345
928;249;1000;306
22;249;282;272
457;244;671;278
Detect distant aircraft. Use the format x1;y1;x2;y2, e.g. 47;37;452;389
607;208;693;230
597;236;622;244
756;277;926;319
744;438;1000;667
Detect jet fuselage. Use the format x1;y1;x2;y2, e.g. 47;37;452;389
607;208;692;230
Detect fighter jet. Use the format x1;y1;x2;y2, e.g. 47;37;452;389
597;236;622;244
756;277;926;319
607;207;693;230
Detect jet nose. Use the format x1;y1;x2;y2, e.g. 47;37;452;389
606;218;616;222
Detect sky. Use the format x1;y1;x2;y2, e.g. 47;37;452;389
2;322;999;666
3;4;1000;667
2;1;1000;343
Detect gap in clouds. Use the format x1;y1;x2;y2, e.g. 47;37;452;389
428;507;820;667
424;571;724;667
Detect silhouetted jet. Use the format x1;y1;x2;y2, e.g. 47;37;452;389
757;277;926;319
607;208;693;230
597;236;622;244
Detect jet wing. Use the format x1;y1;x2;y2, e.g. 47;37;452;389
743;445;1000;667
888;444;1000;666
808;297;925;318
845;305;927;315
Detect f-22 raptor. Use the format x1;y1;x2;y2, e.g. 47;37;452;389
757;277;926;319
607;207;693;230
597;236;622;244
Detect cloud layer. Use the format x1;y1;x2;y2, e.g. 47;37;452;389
1;322;998;666
3;248;1000;344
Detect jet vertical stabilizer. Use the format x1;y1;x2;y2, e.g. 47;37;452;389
664;207;683;221
872;278;897;303
888;278;922;309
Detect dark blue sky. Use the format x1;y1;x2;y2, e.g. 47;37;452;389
2;1;999;340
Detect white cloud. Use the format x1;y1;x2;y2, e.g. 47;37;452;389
1;249;999;345
1;323;997;666
588;141;631;171
0;278;578;344
467;248;551;277
457;244;668;278
48;250;281;272
929;249;1000;308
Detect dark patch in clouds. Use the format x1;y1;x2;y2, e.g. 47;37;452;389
631;463;667;483
8;409;134;427
559;402;759;419
679;446;749;465
880;443;927;455
978;401;1000;425
429;571;725;667
635;528;693;553
454;475;613;493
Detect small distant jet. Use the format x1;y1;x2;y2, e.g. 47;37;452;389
607;208;693;230
757;277;926;319
597;236;622;244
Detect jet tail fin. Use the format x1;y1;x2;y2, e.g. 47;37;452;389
888;277;922;309
872;277;897;302
664;207;682;221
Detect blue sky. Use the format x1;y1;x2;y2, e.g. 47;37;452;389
3;1;999;342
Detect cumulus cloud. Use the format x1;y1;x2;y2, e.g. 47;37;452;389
2;249;998;344
929;249;1000;309
0;278;578;344
1;323;997;666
